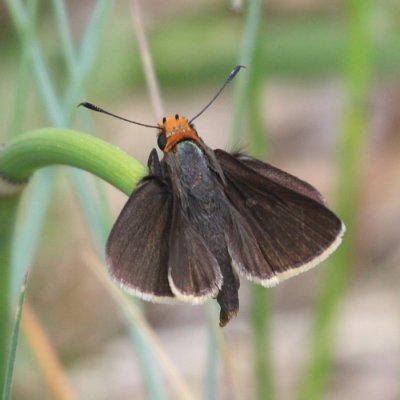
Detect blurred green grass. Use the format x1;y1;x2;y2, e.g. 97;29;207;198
91;9;398;96
0;1;395;399
2;5;399;133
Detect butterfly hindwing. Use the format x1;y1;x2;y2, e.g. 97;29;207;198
215;150;345;284
106;177;175;302
168;200;223;303
225;205;278;286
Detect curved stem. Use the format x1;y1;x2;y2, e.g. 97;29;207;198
0;128;147;196
0;129;147;391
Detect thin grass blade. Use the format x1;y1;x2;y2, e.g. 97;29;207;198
69;170;109;251
51;0;78;78
296;0;373;398
245;11;274;400
22;302;76;400
63;0;110;114
228;1;274;399
228;0;263;148
83;250;194;400
204;304;219;400
8;0;39;140
130;0;165;119
1;274;28;400
127;325;165;400
11;171;55;299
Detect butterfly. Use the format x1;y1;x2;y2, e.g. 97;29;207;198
80;66;345;327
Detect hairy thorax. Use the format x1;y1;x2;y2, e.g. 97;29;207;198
164;140;229;245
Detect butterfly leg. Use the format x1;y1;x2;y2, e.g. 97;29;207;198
147;148;163;177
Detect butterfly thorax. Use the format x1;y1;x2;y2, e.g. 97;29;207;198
164;141;224;214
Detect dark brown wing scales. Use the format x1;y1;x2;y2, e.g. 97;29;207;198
216;150;345;285
168;199;223;303
106;177;175;302
233;153;326;205
225;205;276;284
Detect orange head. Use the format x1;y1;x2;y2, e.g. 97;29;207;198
157;114;200;153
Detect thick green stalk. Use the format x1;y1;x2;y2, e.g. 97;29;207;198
0;129;147;391
0;129;147;196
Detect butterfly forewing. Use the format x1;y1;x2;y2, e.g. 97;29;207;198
230;152;326;205
216;150;345;283
106;177;175;302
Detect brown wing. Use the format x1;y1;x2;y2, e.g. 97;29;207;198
215;149;345;286
233;152;326;205
106;177;175;302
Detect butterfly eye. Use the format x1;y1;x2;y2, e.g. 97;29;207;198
157;130;167;150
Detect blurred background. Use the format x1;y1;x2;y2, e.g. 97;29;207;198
1;0;400;399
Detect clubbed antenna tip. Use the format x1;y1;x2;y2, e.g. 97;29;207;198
78;101;159;129
189;65;246;124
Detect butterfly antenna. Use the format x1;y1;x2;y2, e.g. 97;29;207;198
78;102;159;129
189;65;245;124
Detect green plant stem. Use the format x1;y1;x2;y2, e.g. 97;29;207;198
233;1;274;399
127;326;164;400
0;129;147;391
204;304;220;400
11;171;54;300
296;0;372;399
229;0;263;148
63;1;110;115
0;197;21;393
227;0;273;397
2;274;28;400
8;0;38;139
0;129;147;196
51;0;77;79
247;27;274;400
131;0;165;120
